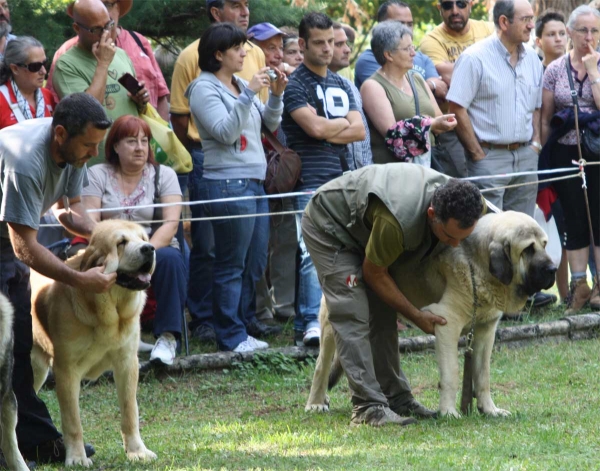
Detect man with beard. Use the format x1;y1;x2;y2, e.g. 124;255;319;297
0;0;15;62
282;12;365;347
0;93;114;466
419;0;494;179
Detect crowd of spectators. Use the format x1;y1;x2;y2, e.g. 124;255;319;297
0;0;599;460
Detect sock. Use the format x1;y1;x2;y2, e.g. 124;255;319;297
571;272;586;281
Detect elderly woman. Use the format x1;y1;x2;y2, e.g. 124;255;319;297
282;32;303;69
82;115;186;365
541;5;600;314
0;36;56;128
361;21;456;165
185;23;287;353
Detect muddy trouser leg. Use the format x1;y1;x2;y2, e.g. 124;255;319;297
367;289;413;410
301;214;388;409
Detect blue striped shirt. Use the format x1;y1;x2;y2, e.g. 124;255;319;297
282;64;357;190
447;35;543;144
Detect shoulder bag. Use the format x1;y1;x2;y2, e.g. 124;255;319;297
565;55;600;160
262;121;302;195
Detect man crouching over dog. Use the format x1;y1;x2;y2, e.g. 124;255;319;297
0;93;114;465
302;164;483;427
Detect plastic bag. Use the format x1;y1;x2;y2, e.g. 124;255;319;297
534;205;562;268
140;104;192;174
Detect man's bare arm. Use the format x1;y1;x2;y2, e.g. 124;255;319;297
290;107;350;141
449;101;486;162
327;111;366;145
170;113;190;149
52;196;96;238
8;223;115;293
436;62;455;86
362;257;447;335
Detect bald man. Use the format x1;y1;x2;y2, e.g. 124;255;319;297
52;0;150;167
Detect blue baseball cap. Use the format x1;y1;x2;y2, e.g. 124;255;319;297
247;23;287;41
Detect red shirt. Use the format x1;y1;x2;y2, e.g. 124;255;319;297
0;80;57;129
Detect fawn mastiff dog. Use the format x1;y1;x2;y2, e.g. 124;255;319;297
307;211;556;418
0;293;29;470
30;220;157;467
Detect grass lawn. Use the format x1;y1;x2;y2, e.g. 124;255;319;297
35;332;600;470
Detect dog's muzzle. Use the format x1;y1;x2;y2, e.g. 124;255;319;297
116;244;155;291
524;261;557;295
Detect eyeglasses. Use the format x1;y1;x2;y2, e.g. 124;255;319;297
517;16;534;24
396;44;416;53
573;27;600;36
76;19;115;36
17;60;49;73
440;1;468;11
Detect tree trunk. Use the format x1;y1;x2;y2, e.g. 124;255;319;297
530;0;591;19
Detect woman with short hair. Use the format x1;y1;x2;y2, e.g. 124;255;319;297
185;23;287;353
0;36;56;129
360;22;456;165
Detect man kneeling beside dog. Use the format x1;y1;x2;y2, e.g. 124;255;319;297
303;164;556;426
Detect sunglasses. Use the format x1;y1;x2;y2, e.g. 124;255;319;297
76;19;115;36
17;60;49;73
440;1;468;10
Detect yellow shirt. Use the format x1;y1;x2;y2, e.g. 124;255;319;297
364;197;405;268
170;39;267;142
419;20;495;65
337;67;354;83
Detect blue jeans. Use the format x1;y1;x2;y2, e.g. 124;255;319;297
175;173;190;278
186;147;215;331
198;178;269;351
293;192;321;333
152;246;186;338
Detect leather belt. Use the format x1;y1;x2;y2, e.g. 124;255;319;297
479;141;528;151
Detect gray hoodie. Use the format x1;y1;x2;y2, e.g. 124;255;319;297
185;72;283;180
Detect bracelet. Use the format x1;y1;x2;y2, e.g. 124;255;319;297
428;80;437;93
591;77;600;85
529;140;542;151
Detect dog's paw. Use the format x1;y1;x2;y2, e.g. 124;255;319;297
65;456;93;467
127;448;157;462
305;403;330;412
481;407;511;417
438;408;461;419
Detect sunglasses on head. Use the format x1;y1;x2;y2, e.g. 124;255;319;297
17;60;49;73
440;1;468;10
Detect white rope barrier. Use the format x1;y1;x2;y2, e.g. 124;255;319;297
38;161;597;227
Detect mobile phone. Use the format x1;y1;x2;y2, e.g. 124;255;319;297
118;73;142;95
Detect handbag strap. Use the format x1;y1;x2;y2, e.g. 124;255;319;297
0;84;26;122
565;54;579;108
128;30;149;56
305;84;350;173
153;164;161;203
406;71;420;116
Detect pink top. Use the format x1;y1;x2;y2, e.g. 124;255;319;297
543;55;600;145
46;29;169;107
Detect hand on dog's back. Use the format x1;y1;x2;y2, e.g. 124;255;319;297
75;267;117;293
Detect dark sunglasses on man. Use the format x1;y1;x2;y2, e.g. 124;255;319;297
17;60;49;73
440;0;468;10
76;19;115;36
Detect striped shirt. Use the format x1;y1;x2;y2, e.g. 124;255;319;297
447;35;543;144
282;64;357;190
341;76;373;168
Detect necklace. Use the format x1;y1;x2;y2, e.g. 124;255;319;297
381;70;411;95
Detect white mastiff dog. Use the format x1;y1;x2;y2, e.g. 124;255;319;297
307;211;557;418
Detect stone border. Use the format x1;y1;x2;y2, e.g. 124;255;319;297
141;312;600;374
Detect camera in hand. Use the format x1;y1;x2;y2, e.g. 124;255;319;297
266;69;278;82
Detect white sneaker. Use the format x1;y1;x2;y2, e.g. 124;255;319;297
303;327;320;347
150;333;177;365
138;339;155;353
233;338;256;353
247;335;268;350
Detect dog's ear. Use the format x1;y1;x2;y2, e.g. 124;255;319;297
80;246;105;271
489;240;513;285
102;244;120;274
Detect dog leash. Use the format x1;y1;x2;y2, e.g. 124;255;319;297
460;261;479;415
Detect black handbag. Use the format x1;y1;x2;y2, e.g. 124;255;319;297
565;55;600;160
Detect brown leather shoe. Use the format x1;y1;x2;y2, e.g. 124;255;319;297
564;278;592;315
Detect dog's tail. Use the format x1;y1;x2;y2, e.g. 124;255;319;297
327;353;344;390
